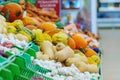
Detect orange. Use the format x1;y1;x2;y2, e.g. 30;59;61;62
39;22;56;32
22;16;40;26
25;25;37;30
85;48;98;57
67;37;76;49
72;35;87;49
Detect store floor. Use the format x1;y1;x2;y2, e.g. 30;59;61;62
99;29;120;80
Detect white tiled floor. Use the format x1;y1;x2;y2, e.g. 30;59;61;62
99;29;120;80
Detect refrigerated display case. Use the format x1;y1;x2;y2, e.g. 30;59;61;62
97;0;120;27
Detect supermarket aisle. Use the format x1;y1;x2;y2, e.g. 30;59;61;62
99;29;120;80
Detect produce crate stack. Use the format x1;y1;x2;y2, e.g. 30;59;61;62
0;1;102;80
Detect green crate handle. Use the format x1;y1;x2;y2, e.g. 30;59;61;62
0;54;53;80
28;42;39;52
0;55;16;70
0;76;3;80
0;68;13;80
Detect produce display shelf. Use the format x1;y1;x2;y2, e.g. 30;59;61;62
98;57;102;80
98;40;103;80
98;56;103;80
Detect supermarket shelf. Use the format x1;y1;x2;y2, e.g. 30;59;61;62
98;18;120;27
98;18;120;22
99;7;120;12
100;0;120;3
98;23;120;27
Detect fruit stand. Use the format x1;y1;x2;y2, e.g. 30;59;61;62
0;1;102;80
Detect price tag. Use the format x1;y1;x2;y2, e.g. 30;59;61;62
36;0;60;16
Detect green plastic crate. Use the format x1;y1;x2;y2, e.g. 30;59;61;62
28;42;39;52
25;48;36;58
0;77;3;80
13;42;39;52
0;56;29;80
12;46;23;51
13;57;53;80
17;53;51;73
6;63;20;77
0;56;6;63
0;68;13;80
17;68;53;80
12;44;37;58
5;50;51;74
0;67;29;80
14;75;28;80
5;51;13;57
0;57;28;80
0;56;53;80
5;62;29;80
